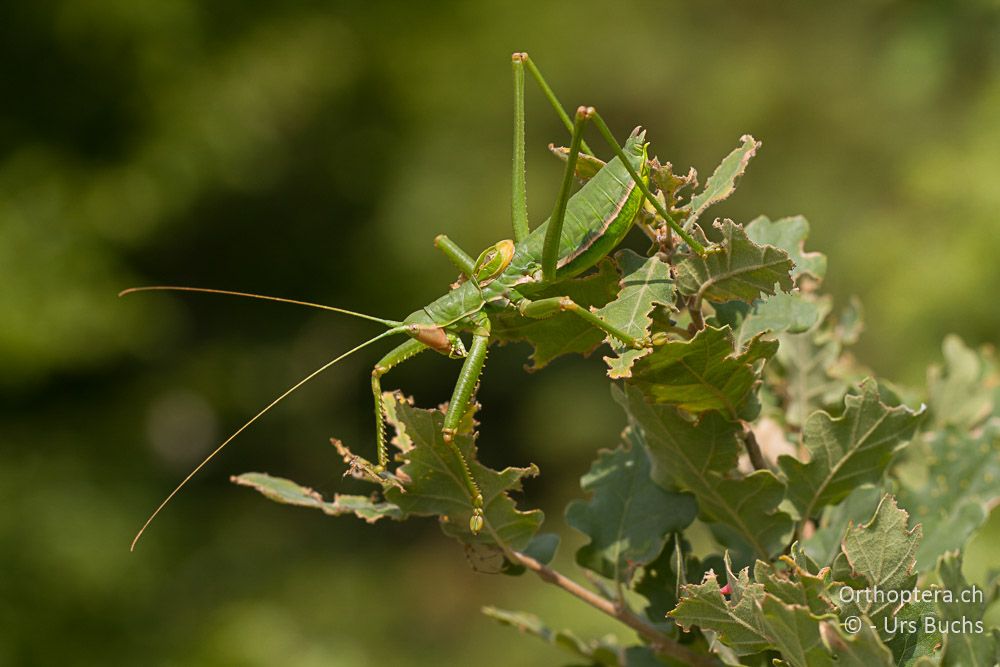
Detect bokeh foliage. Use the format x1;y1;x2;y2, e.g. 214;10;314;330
2;1;998;664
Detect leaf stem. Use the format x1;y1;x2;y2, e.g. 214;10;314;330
509;550;719;667
741;424;768;471
687;296;705;333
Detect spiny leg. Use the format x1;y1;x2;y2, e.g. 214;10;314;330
542;106;591;282
507;59;708;257
433;234;475;277
518;53;594;155
511;54;529;243
511;52;599;244
441;318;491;534
519;296;646;350
372;338;429;471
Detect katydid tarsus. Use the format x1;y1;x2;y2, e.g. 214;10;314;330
125;53;709;550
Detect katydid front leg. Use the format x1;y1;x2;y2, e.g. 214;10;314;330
372;338;429;471
373;326;488;534
441;314;491;534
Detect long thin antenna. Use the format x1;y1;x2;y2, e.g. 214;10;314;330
130;325;408;551
119;286;402;327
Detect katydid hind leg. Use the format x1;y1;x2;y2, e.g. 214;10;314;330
371;338;429;470
511;53;529;243
519;53;594;155
588;110;706;255
541;106;592;282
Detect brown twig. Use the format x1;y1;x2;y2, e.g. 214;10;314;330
509;550;719;667
741;424;768;471
687;296;705;333
580;569;616;601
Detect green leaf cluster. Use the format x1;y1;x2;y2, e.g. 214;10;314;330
670;497;995;667
237;393;543;554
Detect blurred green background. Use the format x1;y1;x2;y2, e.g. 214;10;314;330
2;1;998;664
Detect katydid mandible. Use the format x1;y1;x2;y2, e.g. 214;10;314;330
125;53;709;550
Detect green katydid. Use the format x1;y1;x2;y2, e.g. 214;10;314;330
125;53;709;550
